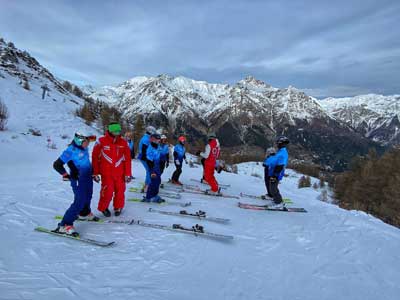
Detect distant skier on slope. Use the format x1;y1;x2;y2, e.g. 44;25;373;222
263;147;276;199
159;134;170;175
137;126;156;192
92;122;132;217
170;135;188;185
198;132;221;195
52;131;98;236
267;136;289;207
143;133;163;202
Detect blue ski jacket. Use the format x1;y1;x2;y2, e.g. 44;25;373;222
59;143;92;177
138;134;150;160
173;143;186;163
159;144;169;161
267;147;288;180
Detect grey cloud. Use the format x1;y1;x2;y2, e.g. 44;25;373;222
0;0;399;97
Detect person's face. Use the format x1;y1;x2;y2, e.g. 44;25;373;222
82;140;89;148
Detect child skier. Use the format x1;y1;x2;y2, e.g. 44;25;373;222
143;133;163;202
263;147;276;199
159;134;170;175
137;126;156;192
267;136;289;207
170;136;187;185
52;132;98;236
199;133;220;195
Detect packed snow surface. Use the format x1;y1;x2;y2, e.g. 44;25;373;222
1;73;400;300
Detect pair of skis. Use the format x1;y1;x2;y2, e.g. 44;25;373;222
51;216;233;240
127;197;191;207
148;208;230;223
190;178;230;188
238;202;307;212
239;192;293;204
128;187;181;199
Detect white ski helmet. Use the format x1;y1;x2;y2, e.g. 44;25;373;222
146;126;156;135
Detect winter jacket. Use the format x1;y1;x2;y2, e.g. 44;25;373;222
138;134;150;161
92;131;132;177
146;143;161;173
53;141;92;178
159;144;169;162
173;143;186;163
200;138;220;167
267;147;288;180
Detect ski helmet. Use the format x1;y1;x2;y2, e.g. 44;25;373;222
266;147;276;155
161;134;167;140
178;136;186;143
276;136;289;147
151;133;161;140
208;132;217;139
146;126;156;135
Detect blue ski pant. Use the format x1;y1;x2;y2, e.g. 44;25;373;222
141;160;151;185
146;171;161;200
61;177;93;226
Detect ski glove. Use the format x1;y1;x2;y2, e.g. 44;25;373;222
92;175;101;183
125;176;132;183
175;160;180;166
195;150;201;156
62;173;71;181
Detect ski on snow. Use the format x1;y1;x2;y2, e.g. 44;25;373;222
148;208;230;223
180;188;240;199
239;192;293;203
128;197;191;207
34;226;115;247
238;202;307;212
128;187;181;199
54;216;233;240
190;178;230;188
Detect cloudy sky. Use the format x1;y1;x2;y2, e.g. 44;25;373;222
1;0;399;97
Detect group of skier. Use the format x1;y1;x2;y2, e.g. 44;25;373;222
52;120;289;237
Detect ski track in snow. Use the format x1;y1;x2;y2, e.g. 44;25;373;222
1;73;400;299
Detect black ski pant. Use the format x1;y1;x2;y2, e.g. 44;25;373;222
172;162;182;182
264;167;272;197
269;178;282;204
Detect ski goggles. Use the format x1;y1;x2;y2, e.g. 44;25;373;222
108;123;122;135
74;134;96;146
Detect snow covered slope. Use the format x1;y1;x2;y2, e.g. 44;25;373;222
320;94;400;145
1;140;400;299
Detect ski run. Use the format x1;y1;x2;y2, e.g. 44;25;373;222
1;75;400;300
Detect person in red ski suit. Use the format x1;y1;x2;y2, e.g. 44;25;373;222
92;123;132;217
200;133;220;194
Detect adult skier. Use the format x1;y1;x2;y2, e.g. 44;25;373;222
170;135;187;185
199;133;220;195
159;134;170;175
263;147;276;198
92;122;132;217
267;136;289;207
137;126;156;192
52;132;98;236
143;133;163;202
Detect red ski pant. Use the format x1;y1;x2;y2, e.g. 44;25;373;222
204;163;219;192
98;175;126;211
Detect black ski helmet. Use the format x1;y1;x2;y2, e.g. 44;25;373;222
276;136;289;147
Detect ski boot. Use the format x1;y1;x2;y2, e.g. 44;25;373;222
78;212;100;222
101;208;111;217
54;224;79;237
114;208;122;216
269;201;285;209
150;195;165;203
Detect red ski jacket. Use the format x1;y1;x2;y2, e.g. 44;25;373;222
92;131;132;177
201;138;220;167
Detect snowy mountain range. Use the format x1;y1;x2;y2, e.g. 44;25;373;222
319;95;400;146
0;38;392;171
84;75;385;171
